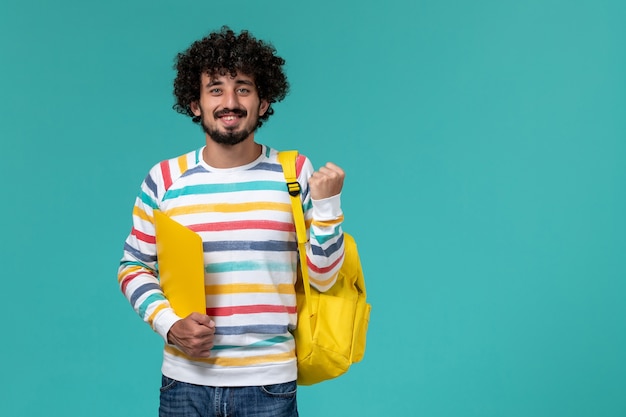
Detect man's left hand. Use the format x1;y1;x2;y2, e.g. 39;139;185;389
309;162;345;200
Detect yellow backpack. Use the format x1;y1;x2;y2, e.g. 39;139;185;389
278;151;371;385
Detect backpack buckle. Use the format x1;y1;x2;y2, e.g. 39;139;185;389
287;181;301;196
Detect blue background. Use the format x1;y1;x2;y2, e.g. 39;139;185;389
1;0;625;415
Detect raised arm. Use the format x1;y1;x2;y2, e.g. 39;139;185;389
298;158;346;292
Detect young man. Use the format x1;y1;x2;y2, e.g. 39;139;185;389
118;27;345;416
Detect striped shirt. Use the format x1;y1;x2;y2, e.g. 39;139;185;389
118;145;345;386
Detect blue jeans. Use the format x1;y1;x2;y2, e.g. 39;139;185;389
159;375;299;417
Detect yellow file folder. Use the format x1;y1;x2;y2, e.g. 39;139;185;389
154;210;206;317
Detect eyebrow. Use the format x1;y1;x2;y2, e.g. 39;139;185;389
205;79;255;88
236;79;254;86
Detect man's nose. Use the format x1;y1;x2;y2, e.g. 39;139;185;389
223;90;240;109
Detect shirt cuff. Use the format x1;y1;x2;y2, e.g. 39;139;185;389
311;193;343;220
153;308;181;343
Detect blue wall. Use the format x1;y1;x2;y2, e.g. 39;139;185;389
2;0;625;415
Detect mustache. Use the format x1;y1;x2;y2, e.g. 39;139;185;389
214;108;247;118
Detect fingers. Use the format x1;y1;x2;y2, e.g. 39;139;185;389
189;312;216;329
309;162;345;200
180;329;214;357
168;314;216;358
317;162;344;176
187;313;216;339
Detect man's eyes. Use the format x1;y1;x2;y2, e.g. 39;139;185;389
208;88;251;95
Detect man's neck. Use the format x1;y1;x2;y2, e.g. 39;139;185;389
202;136;262;168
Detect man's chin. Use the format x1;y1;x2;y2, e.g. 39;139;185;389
201;118;257;146
204;128;253;146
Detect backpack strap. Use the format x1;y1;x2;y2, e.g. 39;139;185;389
278;151;314;328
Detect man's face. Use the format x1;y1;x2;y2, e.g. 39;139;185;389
192;72;269;146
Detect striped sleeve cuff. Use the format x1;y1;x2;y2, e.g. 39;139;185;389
153;308;181;343
311;193;342;221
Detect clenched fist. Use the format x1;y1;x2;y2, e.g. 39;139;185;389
167;312;216;358
309;162;345;200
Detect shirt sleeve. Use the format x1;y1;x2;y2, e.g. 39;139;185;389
297;157;345;292
117;164;180;342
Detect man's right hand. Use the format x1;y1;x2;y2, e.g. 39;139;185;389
167;312;216;358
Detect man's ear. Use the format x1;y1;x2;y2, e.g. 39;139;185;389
190;101;201;116
259;100;270;116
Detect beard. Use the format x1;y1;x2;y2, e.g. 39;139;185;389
199;107;258;146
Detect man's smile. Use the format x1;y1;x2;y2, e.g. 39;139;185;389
219;114;242;128
215;109;247;128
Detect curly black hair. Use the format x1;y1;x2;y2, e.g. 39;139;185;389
173;26;289;128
